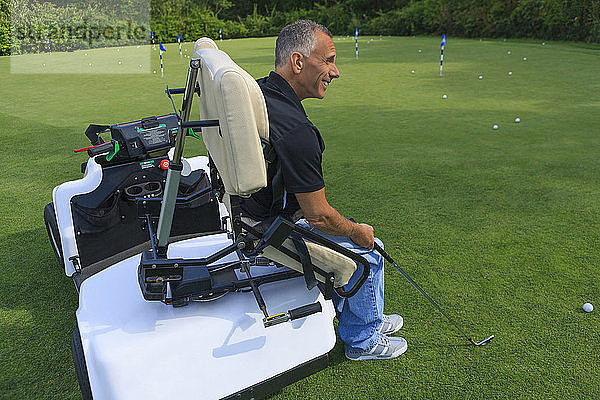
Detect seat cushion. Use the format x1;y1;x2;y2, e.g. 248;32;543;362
261;238;357;288
192;38;269;197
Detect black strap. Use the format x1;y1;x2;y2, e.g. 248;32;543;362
290;232;318;290
84;124;110;145
261;138;277;164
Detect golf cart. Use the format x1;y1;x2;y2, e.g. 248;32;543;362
44;37;371;399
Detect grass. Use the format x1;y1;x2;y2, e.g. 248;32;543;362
1;35;599;399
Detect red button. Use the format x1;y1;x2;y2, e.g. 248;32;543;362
159;159;169;170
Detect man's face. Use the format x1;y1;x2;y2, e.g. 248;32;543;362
297;31;340;100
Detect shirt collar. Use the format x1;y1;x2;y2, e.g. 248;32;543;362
268;71;306;115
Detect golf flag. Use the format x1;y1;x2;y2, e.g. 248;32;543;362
177;34;182;56
159;43;166;77
354;27;358;59
219;27;222;41
440;34;446;76
151;31;155;48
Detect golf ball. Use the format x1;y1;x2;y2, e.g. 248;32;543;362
418;49;422;53
442;94;447;99
583;303;593;312
542;42;546;46
523;57;527;61
42;63;45;67
508;71;513;76
88;63;92;66
153;70;156;74
493;124;499;130
411;70;415;74
118;61;121;64
507;51;511;55
139;64;142;67
84;53;87;56
478;75;483;80
515;118;521;123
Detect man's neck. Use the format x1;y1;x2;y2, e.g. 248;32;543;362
275;67;305;101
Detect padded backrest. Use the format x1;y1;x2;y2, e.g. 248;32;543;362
192;38;268;197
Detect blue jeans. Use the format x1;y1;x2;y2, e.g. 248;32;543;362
296;220;385;351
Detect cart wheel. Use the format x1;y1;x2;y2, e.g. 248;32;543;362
44;202;64;268
71;326;93;400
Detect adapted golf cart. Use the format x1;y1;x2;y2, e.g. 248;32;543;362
44;38;371;399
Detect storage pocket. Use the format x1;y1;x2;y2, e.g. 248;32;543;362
72;192;121;234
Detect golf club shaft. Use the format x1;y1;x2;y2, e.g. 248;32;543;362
373;242;487;345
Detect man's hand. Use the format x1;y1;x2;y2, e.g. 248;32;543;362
349;223;375;249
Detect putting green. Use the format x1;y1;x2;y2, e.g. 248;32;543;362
0;36;599;399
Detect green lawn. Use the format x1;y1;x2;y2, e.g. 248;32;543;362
1;36;599;399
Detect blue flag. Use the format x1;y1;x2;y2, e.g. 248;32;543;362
159;43;166;52
151;31;154;38
441;34;446;47
177;34;181;41
355;27;358;38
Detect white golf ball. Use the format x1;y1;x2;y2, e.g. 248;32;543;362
508;71;513;76
118;61;121;64
84;53;87;56
478;75;483;80
153;70;156;74
507;51;511;55
88;63;92;66
137;45;140;48
493;124;498;130
542;42;546;46
139;64;142;67
411;70;415;74
583;303;593;312
418;49;422;53
117;49;119;52
523;57;527;61
515;118;521;123
442;94;447;99
42;63;45;67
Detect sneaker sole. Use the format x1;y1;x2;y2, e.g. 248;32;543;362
345;340;408;361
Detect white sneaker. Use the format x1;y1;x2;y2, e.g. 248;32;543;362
378;314;403;335
345;335;408;361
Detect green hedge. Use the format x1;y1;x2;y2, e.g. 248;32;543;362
0;0;9;55
2;0;599;56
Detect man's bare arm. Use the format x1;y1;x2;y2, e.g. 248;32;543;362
295;188;374;249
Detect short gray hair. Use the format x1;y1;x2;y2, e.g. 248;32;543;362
275;20;332;68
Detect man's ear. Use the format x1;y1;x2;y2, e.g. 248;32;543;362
290;52;304;75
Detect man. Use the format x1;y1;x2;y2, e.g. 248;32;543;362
240;20;407;360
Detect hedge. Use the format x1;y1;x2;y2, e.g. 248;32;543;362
1;0;599;56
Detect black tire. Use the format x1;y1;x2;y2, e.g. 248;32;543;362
44;202;64;268
71;326;93;400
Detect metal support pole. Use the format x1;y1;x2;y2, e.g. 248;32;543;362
156;59;201;252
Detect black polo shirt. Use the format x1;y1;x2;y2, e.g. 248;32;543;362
240;71;325;221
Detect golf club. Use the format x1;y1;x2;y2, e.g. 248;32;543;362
373;242;494;347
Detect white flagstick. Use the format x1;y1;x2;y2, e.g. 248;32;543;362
177;35;182;57
46;37;51;54
440;34;446;76
159;43;166;77
219;27;222;42
354;27;358;59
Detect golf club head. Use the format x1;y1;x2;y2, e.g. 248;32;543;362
471;335;494;346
